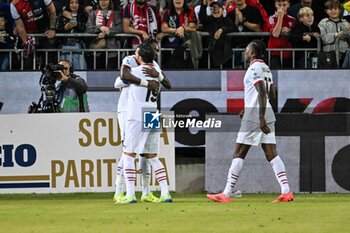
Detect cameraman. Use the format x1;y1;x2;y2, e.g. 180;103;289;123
55;60;89;112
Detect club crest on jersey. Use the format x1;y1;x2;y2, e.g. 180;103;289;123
253;74;260;80
143;110;161;129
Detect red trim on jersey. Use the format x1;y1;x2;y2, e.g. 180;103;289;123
253;79;264;85
249;59;264;66
143;63;154;66
122;63;132;68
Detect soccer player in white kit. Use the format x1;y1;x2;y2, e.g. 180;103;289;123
114;42;171;204
207;39;294;203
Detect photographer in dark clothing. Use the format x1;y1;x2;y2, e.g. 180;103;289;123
55;60;89;112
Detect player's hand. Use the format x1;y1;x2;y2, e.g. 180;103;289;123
147;80;160;93
142;67;159;78
259;118;270;134
239;109;244;119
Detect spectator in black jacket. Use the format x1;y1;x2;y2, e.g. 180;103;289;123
199;0;236;67
289;7;320;68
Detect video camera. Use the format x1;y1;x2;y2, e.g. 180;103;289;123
28;63;63;113
41;63;65;85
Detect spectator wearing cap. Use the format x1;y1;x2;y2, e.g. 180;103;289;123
199;0;236;67
227;0;264;68
195;0;227;31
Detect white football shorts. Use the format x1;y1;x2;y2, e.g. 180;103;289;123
236;120;276;146
123;120;160;154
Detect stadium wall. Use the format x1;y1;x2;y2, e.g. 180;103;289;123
0;70;349;193
205;114;350;193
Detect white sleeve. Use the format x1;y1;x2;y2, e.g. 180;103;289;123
122;56;133;68
152;60;160;70
249;66;264;85
44;0;53;6
10;3;21;20
114;76;128;89
152;61;163;78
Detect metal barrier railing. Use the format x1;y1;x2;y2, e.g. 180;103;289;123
0;32;321;70
0;33;141;70
160;31;321;69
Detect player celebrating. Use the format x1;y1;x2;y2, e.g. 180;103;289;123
207;39;293;203
113;39;171;204
118;43;172;204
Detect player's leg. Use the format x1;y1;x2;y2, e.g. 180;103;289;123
113;157;125;203
139;154;150;195
117;120;139;204
146;153;172;203
140;129;171;202
113;111;127;203
207;143;250;203
139;154;159;202
262;143;293;202
120;152;137;203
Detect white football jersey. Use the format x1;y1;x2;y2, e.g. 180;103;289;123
242;59;276;123
117;55;160;112
127;64;160;121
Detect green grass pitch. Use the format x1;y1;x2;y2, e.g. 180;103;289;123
1;193;350;233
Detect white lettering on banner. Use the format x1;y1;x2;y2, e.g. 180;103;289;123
0;113;175;193
162;118;222;129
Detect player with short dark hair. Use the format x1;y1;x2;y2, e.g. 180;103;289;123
207;39;293;203
116;43;172;204
113;41;171;204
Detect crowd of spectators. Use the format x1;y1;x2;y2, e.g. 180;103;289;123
0;0;350;70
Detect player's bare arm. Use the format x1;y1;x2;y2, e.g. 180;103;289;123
255;81;270;134
269;84;276;101
142;67;171;89
121;65;159;92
